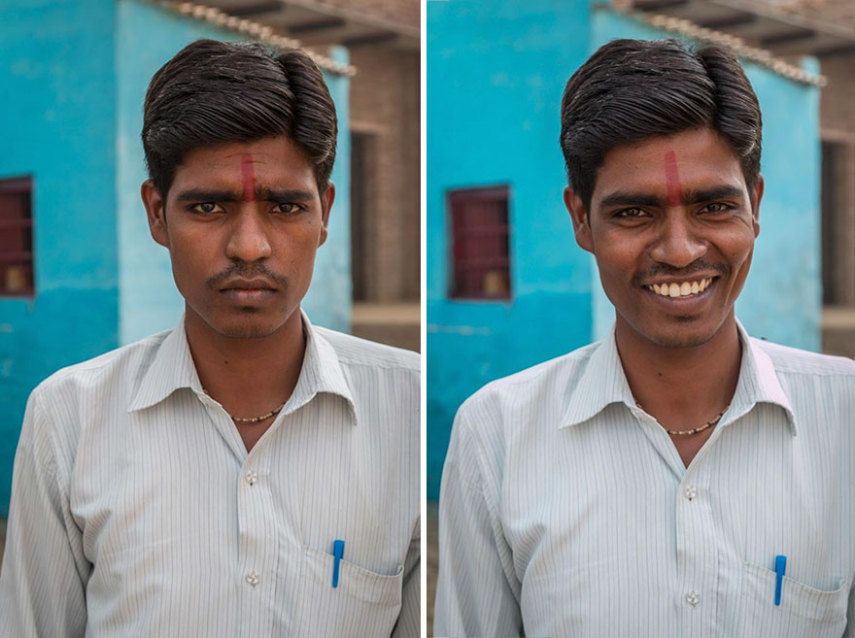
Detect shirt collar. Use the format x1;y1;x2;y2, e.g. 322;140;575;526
558;324;636;429
128;318;202;412
728;320;797;435
559;320;796;435
129;311;358;425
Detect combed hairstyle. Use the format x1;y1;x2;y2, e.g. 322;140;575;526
559;38;762;210
142;39;337;198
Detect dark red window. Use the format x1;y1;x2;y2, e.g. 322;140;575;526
448;185;511;299
0;177;34;296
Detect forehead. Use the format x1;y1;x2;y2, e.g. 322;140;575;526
172;135;315;188
593;128;747;202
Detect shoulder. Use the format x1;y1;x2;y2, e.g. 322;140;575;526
32;329;171;403
455;341;599;432
751;337;855;379
312;326;419;373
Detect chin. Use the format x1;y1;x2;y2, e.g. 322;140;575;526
209;309;290;340
642;316;724;349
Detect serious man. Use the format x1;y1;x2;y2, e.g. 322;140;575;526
435;39;855;637
0;40;419;637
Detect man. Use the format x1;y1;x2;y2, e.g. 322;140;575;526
435;38;855;637
0;40;419;637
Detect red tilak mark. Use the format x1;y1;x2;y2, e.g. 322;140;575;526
241;154;256;202
664;150;681;207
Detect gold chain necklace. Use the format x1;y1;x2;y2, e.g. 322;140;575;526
203;388;286;424
636;403;729;436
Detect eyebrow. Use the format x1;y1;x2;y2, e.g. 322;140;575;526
174;187;316;203
598;185;746;209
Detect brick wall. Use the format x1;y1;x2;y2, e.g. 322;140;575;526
349;44;420;302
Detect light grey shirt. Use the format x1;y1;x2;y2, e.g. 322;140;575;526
435;322;855;638
0;313;420;638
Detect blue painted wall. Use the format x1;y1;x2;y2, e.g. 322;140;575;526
0;0;351;516
426;0;593;499
0;0;119;516
116;1;352;343
426;4;821;499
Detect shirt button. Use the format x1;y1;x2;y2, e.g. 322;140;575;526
245;470;258;486
684;485;698;501
245;571;259;587
686;591;700;606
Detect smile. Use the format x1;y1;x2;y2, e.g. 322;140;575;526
646;277;713;299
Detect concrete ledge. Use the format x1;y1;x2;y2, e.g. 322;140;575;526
822;306;855;358
351;302;420;352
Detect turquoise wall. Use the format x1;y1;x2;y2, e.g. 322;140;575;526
116;1;352;343
426;0;593;499
426;4;822;499
0;0;119;515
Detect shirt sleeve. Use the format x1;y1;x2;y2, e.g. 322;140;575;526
433;403;522;637
391;517;420;638
0;387;89;638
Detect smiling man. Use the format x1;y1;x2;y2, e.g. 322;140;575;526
0;41;419;637
435;39;855;637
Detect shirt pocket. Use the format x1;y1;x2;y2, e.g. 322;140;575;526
293;545;403;637
735;562;848;638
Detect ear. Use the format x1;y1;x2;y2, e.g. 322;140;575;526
750;175;764;238
318;182;335;247
141;180;169;248
564;186;594;253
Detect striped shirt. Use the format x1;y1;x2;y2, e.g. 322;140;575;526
0;313;420;638
435;322;855;638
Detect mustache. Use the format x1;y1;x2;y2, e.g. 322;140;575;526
631;261;728;285
207;262;289;290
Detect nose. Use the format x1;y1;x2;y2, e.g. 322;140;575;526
649;214;706;268
225;208;272;263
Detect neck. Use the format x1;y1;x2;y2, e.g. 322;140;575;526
615;316;742;430
184;308;306;416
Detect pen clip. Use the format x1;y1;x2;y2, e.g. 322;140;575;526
774;554;787;606
332;539;345;588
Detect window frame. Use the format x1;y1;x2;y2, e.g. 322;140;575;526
447;184;512;301
0;175;35;298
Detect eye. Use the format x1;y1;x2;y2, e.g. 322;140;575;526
613;207;647;219
700;202;733;214
190;202;223;215
273;202;304;215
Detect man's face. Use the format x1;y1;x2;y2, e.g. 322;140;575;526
566;127;762;350
142;135;334;339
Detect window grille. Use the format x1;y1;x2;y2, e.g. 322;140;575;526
448;185;511;300
0;176;34;297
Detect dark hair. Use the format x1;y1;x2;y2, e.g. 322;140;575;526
142;39;337;197
559;38;762;209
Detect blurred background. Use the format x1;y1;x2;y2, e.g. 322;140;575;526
0;0;418;566
427;0;855;632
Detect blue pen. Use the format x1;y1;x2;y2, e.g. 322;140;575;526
774;554;787;606
332;539;345;588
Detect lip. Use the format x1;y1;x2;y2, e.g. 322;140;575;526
220;288;277;304
219;277;279;291
218;278;278;304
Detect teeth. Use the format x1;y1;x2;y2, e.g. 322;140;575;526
647;278;713;299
